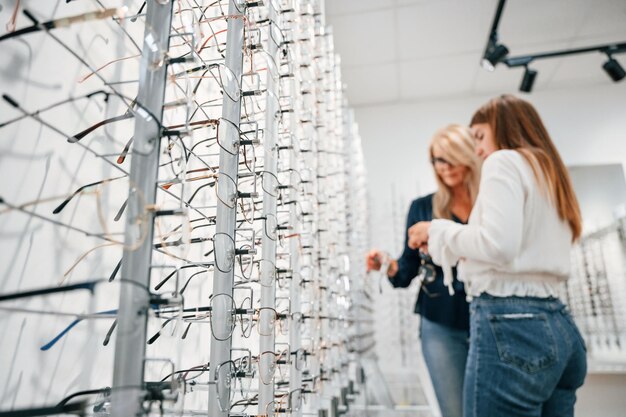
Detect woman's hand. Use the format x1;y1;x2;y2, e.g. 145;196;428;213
365;249;398;277
365;249;384;272
408;221;431;250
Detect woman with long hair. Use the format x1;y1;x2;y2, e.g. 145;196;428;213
408;95;587;417
366;124;481;417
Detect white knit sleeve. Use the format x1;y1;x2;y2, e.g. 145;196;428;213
429;151;525;271
429;219;460;295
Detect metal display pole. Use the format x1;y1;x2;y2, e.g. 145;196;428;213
328;49;348;406
308;9;325;412
312;9;333;411
258;3;281;414
208;1;245;416
111;2;173;416
287;5;304;415
288;164;303;417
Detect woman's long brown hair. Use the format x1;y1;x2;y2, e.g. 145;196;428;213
470;94;582;240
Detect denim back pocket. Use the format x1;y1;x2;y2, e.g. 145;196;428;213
488;313;558;374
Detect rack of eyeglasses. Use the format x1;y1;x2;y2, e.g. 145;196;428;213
565;215;626;366
0;1;372;416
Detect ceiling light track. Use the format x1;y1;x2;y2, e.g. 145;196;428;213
481;0;626;92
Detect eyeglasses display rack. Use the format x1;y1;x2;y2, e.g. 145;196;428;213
0;1;372;416
566;216;626;370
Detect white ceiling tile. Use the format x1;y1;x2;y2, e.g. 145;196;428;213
325;0;395;17
398;54;478;100
396;1;491;61
341;63;400;106
574;0;626;39
500;0;590;48
326;9;396;67
395;0;440;6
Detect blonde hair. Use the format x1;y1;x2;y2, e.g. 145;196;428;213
429;124;481;220
470;95;582;240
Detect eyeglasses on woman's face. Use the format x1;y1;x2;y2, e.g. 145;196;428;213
430;156;454;168
430;152;469;189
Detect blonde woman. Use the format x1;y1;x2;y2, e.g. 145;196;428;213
409;95;587;417
366;124;481;417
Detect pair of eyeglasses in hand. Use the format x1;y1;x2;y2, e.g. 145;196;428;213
417;251;440;298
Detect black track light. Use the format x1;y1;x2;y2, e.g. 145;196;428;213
481;0;626;90
519;67;537;93
481;44;509;72
602;56;626;82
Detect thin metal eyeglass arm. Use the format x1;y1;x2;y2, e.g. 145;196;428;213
40;309;118;351
0;400;87;417
0;280;99;302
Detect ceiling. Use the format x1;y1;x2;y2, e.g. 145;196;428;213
324;0;626;107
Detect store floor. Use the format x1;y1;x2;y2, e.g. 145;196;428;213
348;369;626;417
346;369;438;417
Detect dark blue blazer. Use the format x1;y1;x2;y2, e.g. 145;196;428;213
389;193;470;330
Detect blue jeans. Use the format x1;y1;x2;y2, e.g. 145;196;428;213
420;316;469;417
464;295;587;417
